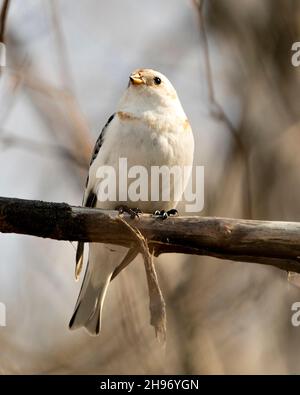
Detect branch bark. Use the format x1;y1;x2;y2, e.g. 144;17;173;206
1;196;300;273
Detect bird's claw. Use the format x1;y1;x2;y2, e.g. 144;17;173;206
153;209;178;220
116;205;142;219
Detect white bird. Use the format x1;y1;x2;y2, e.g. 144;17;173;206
69;69;194;335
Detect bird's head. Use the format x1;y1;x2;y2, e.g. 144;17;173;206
118;69;185;116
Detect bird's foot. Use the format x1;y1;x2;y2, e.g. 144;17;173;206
153;209;178;220
116;205;142;219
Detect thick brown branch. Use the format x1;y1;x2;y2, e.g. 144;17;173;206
1;196;300;273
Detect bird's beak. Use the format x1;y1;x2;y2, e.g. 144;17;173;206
130;73;144;85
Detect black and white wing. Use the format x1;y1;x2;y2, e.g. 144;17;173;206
75;113;115;279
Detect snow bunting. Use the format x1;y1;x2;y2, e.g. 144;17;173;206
69;69;194;335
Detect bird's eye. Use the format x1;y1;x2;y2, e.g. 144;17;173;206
153;76;161;85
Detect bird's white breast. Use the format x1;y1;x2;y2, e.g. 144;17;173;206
89;111;194;212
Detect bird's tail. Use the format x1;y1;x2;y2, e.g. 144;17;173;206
69;243;130;335
69;246;116;335
69;270;112;335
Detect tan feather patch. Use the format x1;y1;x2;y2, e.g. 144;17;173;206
117;111;139;121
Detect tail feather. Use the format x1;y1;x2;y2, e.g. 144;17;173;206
69;243;129;335
85;305;101;335
75;241;85;280
69;267;113;335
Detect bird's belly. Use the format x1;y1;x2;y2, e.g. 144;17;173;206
94;123;193;213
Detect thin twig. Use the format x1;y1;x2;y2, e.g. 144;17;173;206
7;34;93;183
0;132;87;168
48;0;75;91
0;0;10;43
194;0;253;218
48;0;93;165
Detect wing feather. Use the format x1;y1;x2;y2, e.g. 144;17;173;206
75;114;115;279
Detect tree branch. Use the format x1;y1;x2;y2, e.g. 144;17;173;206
193;0;253;218
0;131;88;168
1;196;300;273
0;0;10;43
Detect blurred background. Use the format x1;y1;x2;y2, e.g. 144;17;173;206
0;0;300;374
